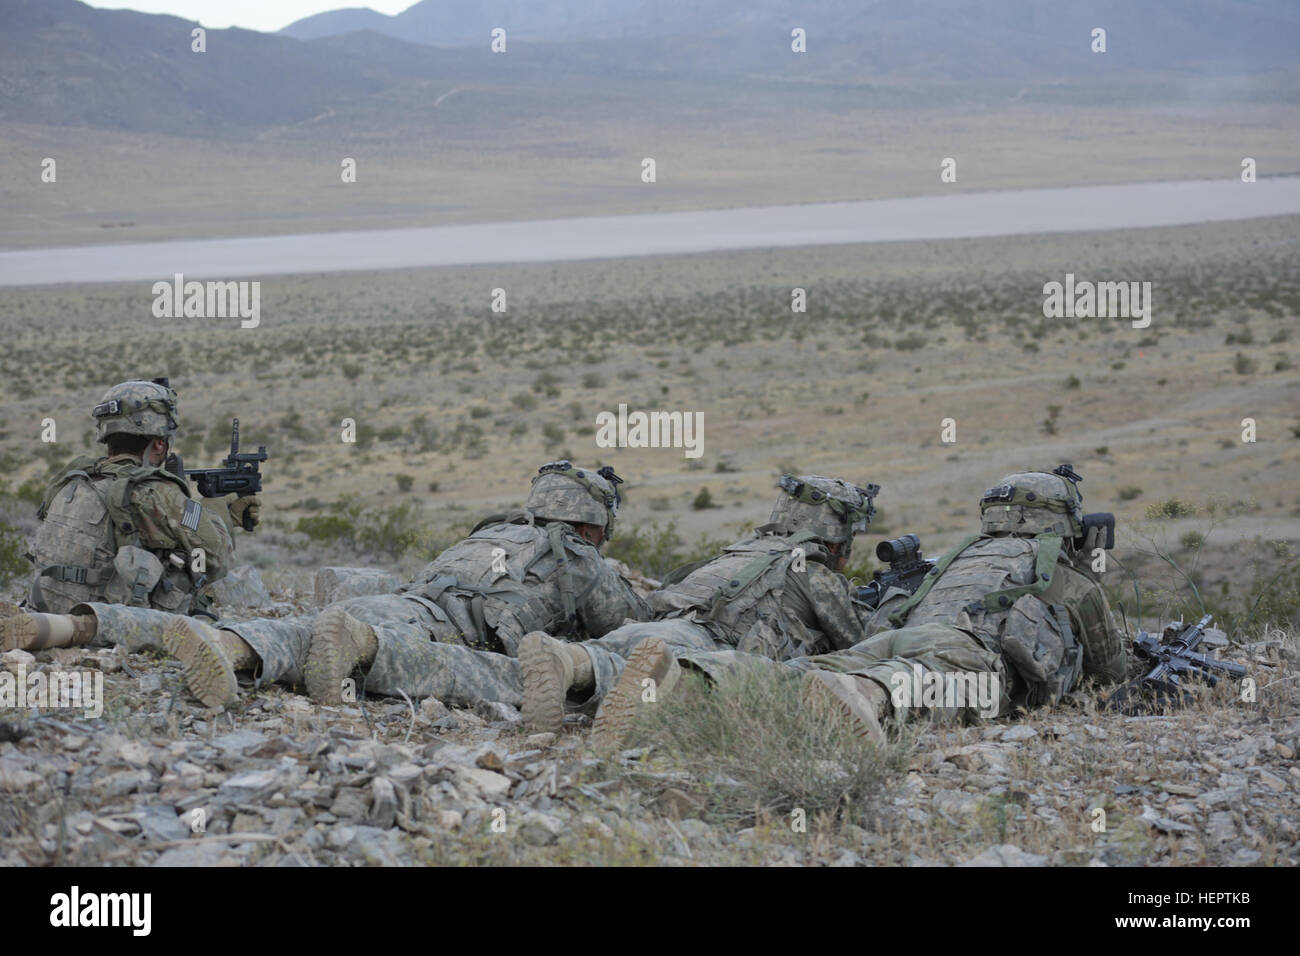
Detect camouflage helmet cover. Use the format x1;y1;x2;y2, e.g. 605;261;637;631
525;460;623;540
979;465;1084;537
92;379;180;443
768;475;879;548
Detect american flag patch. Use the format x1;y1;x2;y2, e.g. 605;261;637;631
181;499;203;532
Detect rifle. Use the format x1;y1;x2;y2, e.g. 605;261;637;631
1108;614;1246;712
168;419;268;531
856;534;935;611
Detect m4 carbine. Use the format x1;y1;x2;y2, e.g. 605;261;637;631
856;534;935;611
1121;614;1247;709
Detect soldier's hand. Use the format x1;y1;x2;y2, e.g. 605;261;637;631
226;494;262;532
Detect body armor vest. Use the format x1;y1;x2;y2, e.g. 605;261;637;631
28;456;194;614
401;516;602;655
651;531;826;653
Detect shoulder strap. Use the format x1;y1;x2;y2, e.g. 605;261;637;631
469;510;530;535
978;534;1064;612
888;533;983;627
661;556;711;587
36;456;101;520
105;465;186;548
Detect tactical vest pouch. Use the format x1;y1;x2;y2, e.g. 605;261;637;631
1000;594;1082;707
103;547;165;607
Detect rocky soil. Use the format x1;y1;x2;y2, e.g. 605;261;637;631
1;566;1296;868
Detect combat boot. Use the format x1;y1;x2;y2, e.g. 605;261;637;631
799;671;887;745
159;617;239;709
1;611;96;652
519;631;594;733
305;606;379;705
590;636;681;753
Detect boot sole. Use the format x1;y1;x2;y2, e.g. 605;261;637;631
160;618;238;709
519;632;566;734
306;606;369;705
591;636;680;753
799;671;885;745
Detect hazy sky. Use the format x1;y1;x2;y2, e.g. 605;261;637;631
84;1;413;34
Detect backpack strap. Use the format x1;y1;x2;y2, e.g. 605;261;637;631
469;510;530;535
888;533;983;627
661;557;711;587
976;534;1064;612
708;529;818;621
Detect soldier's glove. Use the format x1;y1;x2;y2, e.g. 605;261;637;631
226;493;262;532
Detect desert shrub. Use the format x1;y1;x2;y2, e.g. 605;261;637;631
692;488;716;510
1118;486;1143;501
0;519;27;588
542;423;565;446
395;474;415;493
606;520;729;581
1146;498;1197;520
625;663;912;827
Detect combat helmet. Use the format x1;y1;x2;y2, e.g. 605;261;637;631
768;475;879;555
92;379;179;444
979;464;1084;537
525;461;623;541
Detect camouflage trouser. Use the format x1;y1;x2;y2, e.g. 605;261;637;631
785;622;1012;723
227;593;524;708
580;617;731;704
74;602;187;654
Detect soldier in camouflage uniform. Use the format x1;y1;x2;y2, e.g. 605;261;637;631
782;466;1128;742
519;475;881;746
0;381;260;706
163;461;652;710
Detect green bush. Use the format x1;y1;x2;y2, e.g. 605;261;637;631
625;663;912;827
606;520;729;581
0;519;28;588
395;474;415;493
1146;498;1197;520
692;488;716;510
1118;486;1143;501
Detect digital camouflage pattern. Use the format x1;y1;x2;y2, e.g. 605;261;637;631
91;380;180;443
573;532;873;704
398;517;650;655
767;474;877;552
222;521;649;704
525;461;621;539
979;470;1085;538
227;593;524;707
28;455;234;614
789;532;1125;719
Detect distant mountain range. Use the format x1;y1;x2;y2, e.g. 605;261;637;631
282;0;1300;76
2;0;1296;136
